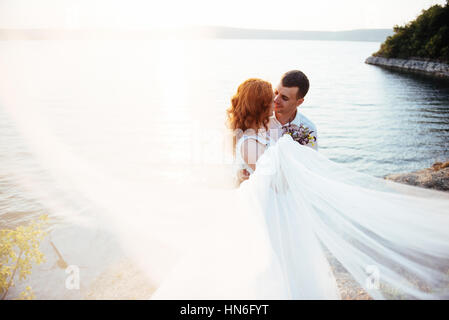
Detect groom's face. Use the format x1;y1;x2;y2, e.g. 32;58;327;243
273;84;304;117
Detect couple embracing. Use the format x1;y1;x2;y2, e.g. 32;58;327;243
228;70;317;184
151;70;449;300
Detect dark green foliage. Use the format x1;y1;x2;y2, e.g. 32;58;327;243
374;1;449;62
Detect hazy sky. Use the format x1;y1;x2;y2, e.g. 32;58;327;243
0;0;446;31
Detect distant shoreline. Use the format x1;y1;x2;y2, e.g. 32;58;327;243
365;56;449;79
0;27;393;42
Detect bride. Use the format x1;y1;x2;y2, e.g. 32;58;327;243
150;77;449;300
228;78;341;299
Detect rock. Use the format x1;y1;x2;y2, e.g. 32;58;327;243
385;161;449;191
324;249;373;300
365;56;449;79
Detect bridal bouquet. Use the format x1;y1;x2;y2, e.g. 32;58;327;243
282;124;316;146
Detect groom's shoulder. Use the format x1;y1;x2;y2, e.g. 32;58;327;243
295;109;317;131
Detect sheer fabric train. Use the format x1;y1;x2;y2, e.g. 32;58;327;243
152;135;449;299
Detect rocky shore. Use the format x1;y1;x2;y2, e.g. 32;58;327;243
365;56;449;79
385;161;449;191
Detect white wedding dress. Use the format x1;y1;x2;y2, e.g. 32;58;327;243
234;133;341;299
150;134;449;300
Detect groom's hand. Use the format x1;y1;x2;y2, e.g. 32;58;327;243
237;169;250;183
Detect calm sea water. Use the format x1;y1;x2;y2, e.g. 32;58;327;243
1;39;449;227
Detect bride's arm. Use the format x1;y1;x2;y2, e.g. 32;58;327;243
241;139;266;172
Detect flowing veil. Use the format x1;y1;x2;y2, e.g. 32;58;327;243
2;98;449;299
248;136;449;299
151;135;449;299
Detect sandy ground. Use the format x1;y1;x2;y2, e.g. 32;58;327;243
84;259;156;300
81;253;372;300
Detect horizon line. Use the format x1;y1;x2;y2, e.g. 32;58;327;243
0;26;394;33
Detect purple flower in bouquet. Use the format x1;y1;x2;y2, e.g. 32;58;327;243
282;124;316;146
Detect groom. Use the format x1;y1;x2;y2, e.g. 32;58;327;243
238;70;318;182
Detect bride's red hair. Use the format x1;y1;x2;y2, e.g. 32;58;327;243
226;78;274;150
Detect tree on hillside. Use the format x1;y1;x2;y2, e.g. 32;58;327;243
374;1;449;62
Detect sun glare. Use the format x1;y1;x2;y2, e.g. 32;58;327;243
0;0;447;31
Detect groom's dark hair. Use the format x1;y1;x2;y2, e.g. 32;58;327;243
281;70;310;99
